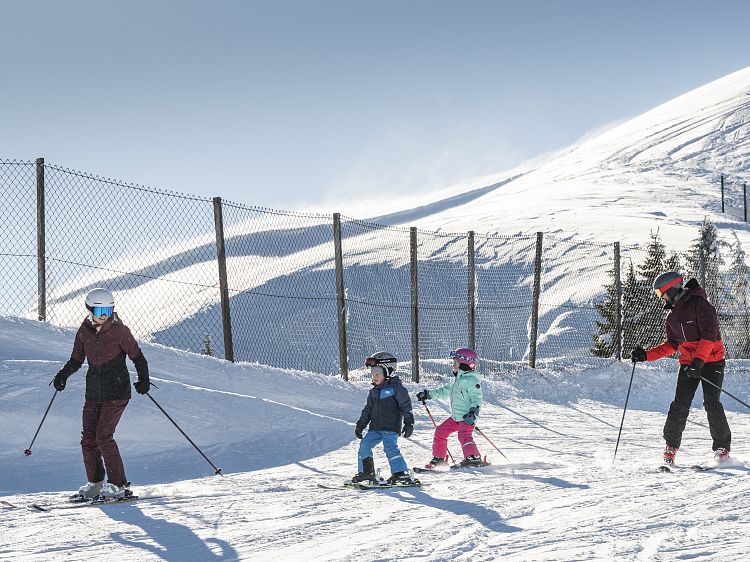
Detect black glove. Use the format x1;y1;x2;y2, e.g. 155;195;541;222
52;372;67;391
631;347;647;363
463;406;480;426
355;426;364;439
685;359;704;379
134;378;150;395
402;424;414;438
416;389;430;403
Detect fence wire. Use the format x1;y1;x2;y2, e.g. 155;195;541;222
37;164;221;355
4;160;750;380
340;219;413;381
221;203;338;372
0;161;37;317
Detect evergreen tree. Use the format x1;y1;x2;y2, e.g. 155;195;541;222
621;261;642;358
665;252;681;273
201;334;215;356
634;231;668;349
725;233;750;358
592;266;619;358
683;217;725;303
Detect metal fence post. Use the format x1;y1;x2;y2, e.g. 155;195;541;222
36;157;46;321
721;174;725;214
333;213;349;380
467;230;476;350
410;227;420;383
212;197;234;362
529;232;543;368
614;242;622;361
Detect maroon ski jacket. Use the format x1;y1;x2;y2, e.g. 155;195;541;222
646;278;725;366
58;313;149;401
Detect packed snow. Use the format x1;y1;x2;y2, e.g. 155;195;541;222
2;317;750;561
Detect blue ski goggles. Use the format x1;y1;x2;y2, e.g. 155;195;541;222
90;306;114;317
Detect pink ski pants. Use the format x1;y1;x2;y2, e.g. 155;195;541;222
432;417;481;458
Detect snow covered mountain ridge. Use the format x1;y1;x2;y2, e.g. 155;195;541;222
399;66;750;247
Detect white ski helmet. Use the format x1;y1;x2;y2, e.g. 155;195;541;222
85;288;115;317
365;351;397;378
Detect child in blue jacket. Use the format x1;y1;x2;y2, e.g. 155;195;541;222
352;352;417;485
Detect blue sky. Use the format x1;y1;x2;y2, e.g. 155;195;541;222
2;0;749;211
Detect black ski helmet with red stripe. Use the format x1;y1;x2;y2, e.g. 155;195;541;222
653;271;683;301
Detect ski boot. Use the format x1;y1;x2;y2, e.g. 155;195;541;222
72;480;104;501
663;446;678;465
424;456;448;470
458;455;484;468
386;470;420;486
351;457;377;484
99;482;133;499
714;448;730;463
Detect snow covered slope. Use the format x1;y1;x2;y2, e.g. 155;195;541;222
406;67;750;245
30;67;750;361
2;318;750;561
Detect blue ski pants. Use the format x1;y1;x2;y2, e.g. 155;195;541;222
358;430;408;474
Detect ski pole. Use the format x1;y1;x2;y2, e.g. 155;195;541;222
699;376;750;411
24;390;59;456
474;426;511;464
421;401;455;464
612;362;636;465
145;392;223;476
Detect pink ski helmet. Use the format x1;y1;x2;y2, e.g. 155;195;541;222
449;348;478;370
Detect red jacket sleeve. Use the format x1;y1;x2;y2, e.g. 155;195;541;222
646;318;678;361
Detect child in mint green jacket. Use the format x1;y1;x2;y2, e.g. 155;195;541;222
416;348;483;468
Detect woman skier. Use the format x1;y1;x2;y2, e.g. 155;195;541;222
352;352;418;485
631;272;731;466
416;347;485;469
52;288;150;499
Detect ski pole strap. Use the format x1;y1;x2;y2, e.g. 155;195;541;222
700;376;750;411
25;390;58;456
146;393;223;476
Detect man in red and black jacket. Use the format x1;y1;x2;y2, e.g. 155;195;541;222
631;272;731;466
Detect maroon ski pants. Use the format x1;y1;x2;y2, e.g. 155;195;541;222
81;399;129;486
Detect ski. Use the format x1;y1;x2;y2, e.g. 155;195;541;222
0;500;17;509
656;464;712;473
318;481;424;491
450;461;491;470
413;466;447;474
27;495;164;512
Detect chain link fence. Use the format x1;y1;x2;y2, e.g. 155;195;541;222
2;159;749;381
721;174;748;222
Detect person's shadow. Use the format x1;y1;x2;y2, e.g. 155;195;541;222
391;488;523;533
105;503;239;561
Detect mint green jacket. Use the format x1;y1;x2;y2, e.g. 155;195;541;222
430;369;483;422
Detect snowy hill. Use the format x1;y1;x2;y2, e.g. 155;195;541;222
404;67;750;245
3;318;750;560
25;67;750;368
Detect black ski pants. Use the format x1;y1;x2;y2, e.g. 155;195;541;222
663;361;731;451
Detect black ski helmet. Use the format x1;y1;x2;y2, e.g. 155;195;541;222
365;352;397;378
653;271;683;301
